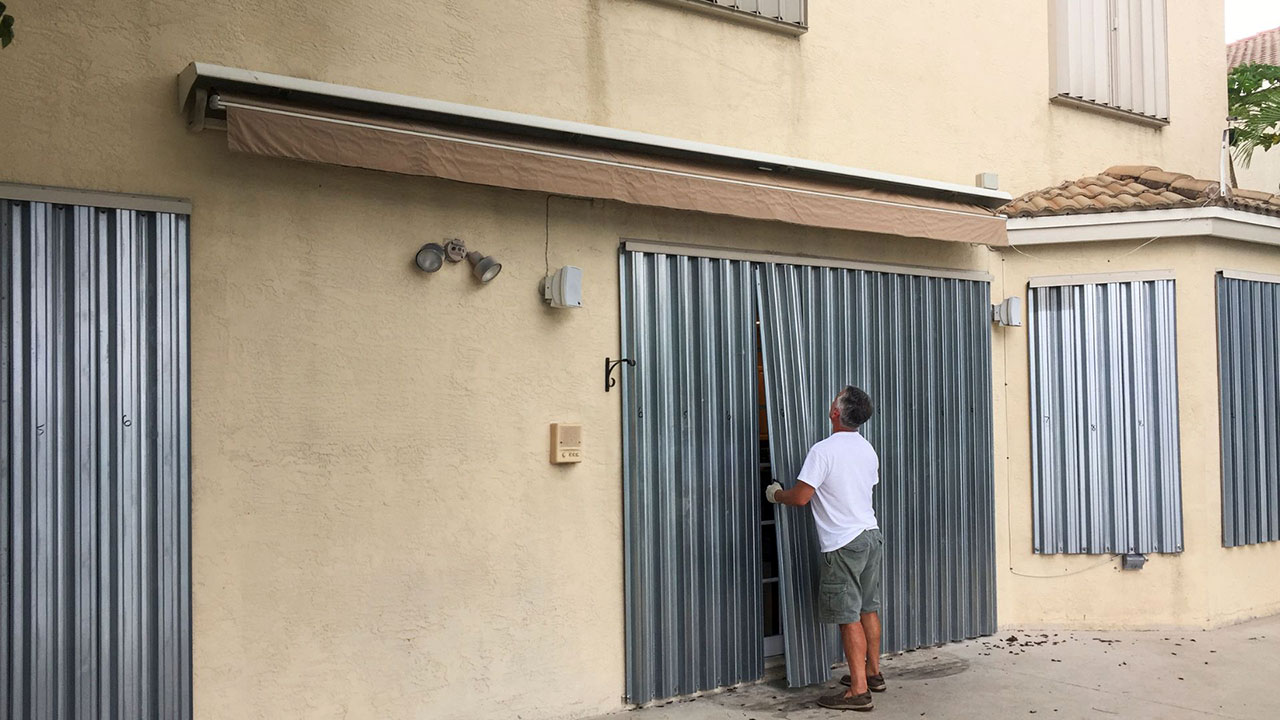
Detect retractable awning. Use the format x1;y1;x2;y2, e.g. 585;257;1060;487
178;63;1009;246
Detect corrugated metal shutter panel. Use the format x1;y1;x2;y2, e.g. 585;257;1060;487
1;199;191;720
1029;279;1182;554
1056;0;1113;106
1217;274;1280;547
1113;0;1168;119
620;251;762;705
756;263;997;688
1054;0;1168;120
692;0;804;26
778;0;804;24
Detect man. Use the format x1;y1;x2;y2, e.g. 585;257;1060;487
766;386;884;712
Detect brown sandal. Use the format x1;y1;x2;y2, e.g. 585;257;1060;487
840;673;887;692
818;691;875;711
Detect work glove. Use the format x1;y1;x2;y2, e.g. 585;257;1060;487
765;481;783;504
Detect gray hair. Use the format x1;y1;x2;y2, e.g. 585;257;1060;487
835;386;874;429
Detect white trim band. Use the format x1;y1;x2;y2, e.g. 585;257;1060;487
1008;207;1280;247
1028;270;1175;288
1221;269;1280;284
0;182;192;215
622;240;994;282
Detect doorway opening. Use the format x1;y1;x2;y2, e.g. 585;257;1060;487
757;319;784;658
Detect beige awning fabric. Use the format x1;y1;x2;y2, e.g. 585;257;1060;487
221;95;1007;246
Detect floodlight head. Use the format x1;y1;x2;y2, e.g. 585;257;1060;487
415;243;445;273
466;251;502;283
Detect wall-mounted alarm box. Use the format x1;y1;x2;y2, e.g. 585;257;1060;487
542;266;584;308
992;296;1023;327
550;423;583;464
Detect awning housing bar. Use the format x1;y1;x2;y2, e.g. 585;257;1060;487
177;62;1010;209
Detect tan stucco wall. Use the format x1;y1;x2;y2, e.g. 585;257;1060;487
186;166;996;720
0;1;1257;719
1;1;1224;194
995;236;1280;630
1237;151;1280;194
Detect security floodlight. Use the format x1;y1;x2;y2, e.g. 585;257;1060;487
466;251;502;283
415;243;445;273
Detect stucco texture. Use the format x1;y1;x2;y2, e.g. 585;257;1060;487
0;1;1253;719
995;237;1280;630
1;0;1224;194
1237;151;1280;195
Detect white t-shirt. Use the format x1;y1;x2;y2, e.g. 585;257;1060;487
796;431;880;552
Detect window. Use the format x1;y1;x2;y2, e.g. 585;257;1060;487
1028;276;1183;555
652;0;807;33
1053;0;1169;122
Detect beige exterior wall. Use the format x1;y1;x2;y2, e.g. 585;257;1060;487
1237;151;1280;193
0;1;1259;720
2;1;1223;194
995;236;1280;631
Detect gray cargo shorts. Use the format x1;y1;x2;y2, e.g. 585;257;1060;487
818;528;884;625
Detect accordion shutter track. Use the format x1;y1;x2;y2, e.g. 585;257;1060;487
1;198;191;720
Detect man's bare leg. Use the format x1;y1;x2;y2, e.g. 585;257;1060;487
860;611;882;677
839;622;869;696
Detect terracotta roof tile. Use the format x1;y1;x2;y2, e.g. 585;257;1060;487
1137;170;1192;189
1001;166;1280;219
1230;188;1274;202
1169;178;1219;199
1105;165;1160;179
1228;26;1280;69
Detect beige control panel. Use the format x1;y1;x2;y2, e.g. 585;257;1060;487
550;423;583;464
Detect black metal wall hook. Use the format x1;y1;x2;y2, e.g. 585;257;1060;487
605;357;635;392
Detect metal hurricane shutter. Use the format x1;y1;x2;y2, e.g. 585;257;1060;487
1;199;191;720
620;250;762;704
1217;274;1280;547
755;263;997;688
1029;279;1182;555
1055;0;1168;119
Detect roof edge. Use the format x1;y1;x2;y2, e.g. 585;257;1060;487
1007;206;1280;247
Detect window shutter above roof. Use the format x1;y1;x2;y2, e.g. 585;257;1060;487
1054;0;1169;121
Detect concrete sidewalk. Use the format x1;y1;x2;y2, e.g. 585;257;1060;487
598;614;1280;720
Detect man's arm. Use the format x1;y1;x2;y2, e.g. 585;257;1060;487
766;480;816;507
